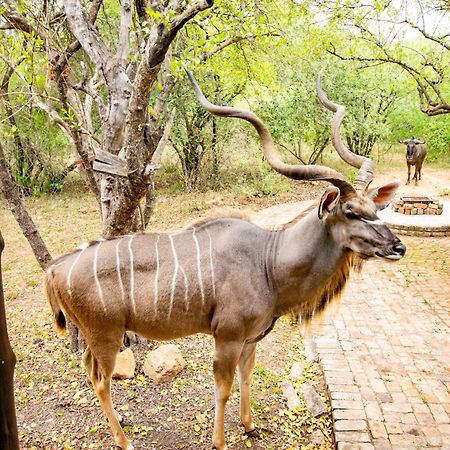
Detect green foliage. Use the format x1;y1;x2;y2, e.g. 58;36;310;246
388;96;450;160
168;71;238;190
1;109;72;195
255;56;398;160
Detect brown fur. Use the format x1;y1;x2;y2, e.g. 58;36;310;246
293;251;363;327
44;269;67;333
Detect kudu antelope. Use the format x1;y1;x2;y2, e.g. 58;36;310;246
44;70;406;450
400;137;427;185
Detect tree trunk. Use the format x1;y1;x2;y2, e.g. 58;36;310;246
0;143;52;270
0;231;20;450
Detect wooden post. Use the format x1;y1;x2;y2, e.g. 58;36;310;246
0;231;20;449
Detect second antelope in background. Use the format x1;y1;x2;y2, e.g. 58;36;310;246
44;70;406;450
400;137;427;185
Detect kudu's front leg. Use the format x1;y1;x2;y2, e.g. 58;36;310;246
238;343;257;434
212;338;244;450
83;341;132;450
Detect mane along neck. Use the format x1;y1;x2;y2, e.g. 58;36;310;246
296;251;363;325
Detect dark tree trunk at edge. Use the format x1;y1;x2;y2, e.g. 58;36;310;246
0;231;20;450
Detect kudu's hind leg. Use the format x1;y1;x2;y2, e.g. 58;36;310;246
212;338;244;450
83;340;132;450
238;343;257;434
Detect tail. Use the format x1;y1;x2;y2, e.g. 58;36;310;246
44;266;67;333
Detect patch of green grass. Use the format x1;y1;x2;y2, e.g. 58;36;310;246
184;201;210;213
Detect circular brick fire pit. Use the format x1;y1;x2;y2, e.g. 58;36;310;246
391;196;443;216
379;198;450;237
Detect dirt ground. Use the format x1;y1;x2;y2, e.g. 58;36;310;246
373;166;450;199
1;164;448;450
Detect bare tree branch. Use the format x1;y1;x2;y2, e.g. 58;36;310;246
117;0;132;65
402;19;450;51
198;32;280;63
63;0;112;70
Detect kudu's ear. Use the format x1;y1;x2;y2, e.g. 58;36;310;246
318;186;340;219
367;180;400;210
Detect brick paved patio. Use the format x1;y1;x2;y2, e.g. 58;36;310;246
313;236;450;449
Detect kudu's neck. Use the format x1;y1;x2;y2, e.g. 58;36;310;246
270;209;351;318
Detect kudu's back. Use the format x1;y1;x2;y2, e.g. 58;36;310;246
45;218;273;342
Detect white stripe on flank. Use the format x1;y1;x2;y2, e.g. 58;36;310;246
128;235;136;315
115;239;125;306
93;241;106;311
154;235;160;313
206;229;216;298
192;228;205;305
179;265;189;311
67;248;85;296
78;242;89;250
168;234;179;317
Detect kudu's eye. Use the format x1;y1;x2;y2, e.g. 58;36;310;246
345;211;358;220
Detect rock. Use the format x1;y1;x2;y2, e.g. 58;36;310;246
310;429;326;444
113;348;135;379
280;381;302;410
304;338;318;363
143;344;185;382
289;361;305;380
300;382;327;417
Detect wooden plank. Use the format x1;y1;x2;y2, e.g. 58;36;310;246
93;160;128;177
94;149;127;167
93;149;128;177
401;196;432;203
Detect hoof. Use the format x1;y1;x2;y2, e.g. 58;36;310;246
245;428;261;439
115;444;133;450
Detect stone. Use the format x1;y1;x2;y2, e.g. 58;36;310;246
337;442;374;450
300;382;327;417
289;361;305;380
280;381;302;410
334;419;367;431
310;429;326;444
304;338;319;363
143;344;186;382
113;348;136;379
334;432;371;443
